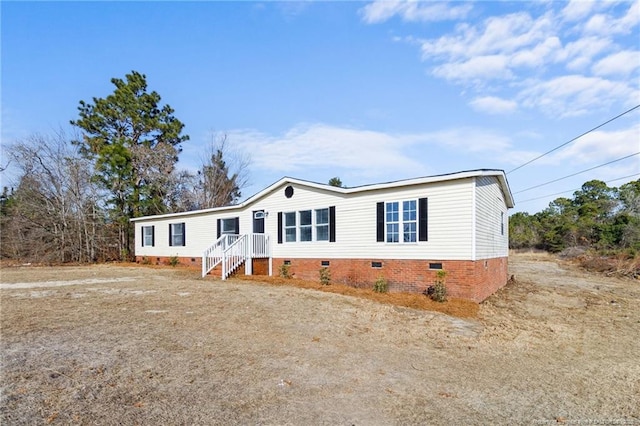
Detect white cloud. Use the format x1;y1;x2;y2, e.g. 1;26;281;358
432;55;512;83
469;96;518;114
519;75;635;117
377;1;637;118
510;36;561;68
592;50;640;77
228;123;429;179
561;0;595;22
420;11;565;83
421;127;513;153
583;1;640;36
225;123;527;182
550;123;640;164
360;0;472;24
421;12;554;60
557;36;613;71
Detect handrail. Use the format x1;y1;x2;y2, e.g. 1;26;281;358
222;234;247;280
201;234;239;277
202;233;270;279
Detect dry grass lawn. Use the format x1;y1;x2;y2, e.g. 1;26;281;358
1;253;638;425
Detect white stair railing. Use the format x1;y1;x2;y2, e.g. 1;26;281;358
202;233;270;279
201;234;240;277
250;233;270;258
222;234;247;280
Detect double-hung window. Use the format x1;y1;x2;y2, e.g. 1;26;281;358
299;210;312;241
142;226;154;247
386;202;400;243
169;223;185;246
402;200;417;242
284;212;297;242
315;208;329;241
385;200;417;243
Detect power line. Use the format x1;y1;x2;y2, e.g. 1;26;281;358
516;173;640;204
513;152;640;194
507;104;640;175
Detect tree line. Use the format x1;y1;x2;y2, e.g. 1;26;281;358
509;179;640;254
0;71;248;263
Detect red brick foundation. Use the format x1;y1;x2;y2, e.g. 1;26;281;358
136;255;508;302
136;255;202;268
272;257;508;302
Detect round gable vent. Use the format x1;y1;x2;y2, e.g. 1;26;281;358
284;185;294;198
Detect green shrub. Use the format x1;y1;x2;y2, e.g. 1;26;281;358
279;263;292;279
373;276;388;293
319;267;331;285
141;256;151;265
168;255;180;267
426;270;447;302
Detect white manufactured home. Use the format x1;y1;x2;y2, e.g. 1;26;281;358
132;169;514;302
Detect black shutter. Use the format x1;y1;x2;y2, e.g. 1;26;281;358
376;202;384;242
169;224;173;246
141;227;145;247
181;223;186;246
216;219;221;239
234;217;240;234
151;225;155;247
329;206;336;242
277;212;283;244
419;198;428;242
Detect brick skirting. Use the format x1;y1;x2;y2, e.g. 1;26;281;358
273;257;508;302
136;255;507;302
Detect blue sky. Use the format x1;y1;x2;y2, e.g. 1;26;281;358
2;0;639;214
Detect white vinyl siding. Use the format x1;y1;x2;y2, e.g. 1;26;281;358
133;175;497;261
475;176;509;259
265;180;473;260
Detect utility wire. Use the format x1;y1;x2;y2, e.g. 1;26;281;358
513;152;640;194
507;104;640;175
516;173;640;204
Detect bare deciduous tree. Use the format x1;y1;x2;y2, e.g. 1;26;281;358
1;132;118;263
196;134;250;209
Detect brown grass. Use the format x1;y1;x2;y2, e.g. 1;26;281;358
2;255;639;424
573;253;640;279
238;275;479;318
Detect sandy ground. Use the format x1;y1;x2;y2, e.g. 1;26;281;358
0;253;638;425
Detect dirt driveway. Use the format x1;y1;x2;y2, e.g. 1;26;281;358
1;254;638;425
